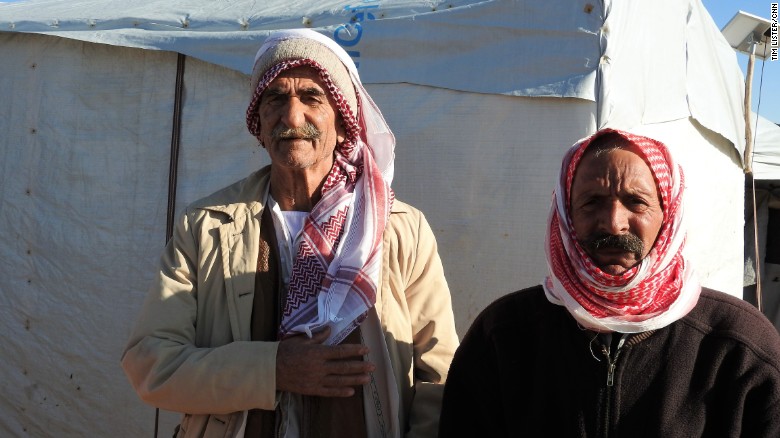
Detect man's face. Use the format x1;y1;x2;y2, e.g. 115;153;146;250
569;145;664;275
258;66;346;173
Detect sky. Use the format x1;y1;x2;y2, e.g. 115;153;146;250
1;0;777;122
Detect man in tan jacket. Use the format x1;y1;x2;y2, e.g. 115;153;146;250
122;29;459;438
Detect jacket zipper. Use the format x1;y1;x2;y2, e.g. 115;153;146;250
598;333;629;437
600;333;628;386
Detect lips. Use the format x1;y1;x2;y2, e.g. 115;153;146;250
595;244;635;257
590;253;638;275
592;248;636;262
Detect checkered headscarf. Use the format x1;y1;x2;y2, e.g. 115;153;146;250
543;129;701;333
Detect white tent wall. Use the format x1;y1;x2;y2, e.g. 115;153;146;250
0;33;173;436
752;113;780;181
0;32;267;436
172;56;267;205
372;86;598;322
0;0;749;436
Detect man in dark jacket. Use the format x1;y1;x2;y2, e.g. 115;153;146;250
439;129;780;437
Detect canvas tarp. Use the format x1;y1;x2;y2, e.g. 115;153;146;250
0;0;748;436
752;112;780;180
1;0;745;147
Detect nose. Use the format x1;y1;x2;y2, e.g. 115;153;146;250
279;97;306;128
599;200;630;235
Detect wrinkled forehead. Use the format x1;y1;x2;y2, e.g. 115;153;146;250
263;65;331;95
565;130;672;213
584;133;638;157
573;144;658;196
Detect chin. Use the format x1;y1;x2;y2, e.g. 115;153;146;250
600;265;630;275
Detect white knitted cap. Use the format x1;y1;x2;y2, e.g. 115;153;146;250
250;37;358;119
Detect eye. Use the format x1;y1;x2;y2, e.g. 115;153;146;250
300;89;326;105
261;92;286;106
626;196;651;211
575;196;601;211
301;95;323;105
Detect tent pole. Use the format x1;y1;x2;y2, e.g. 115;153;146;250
158;52;187;438
166;53;187;241
748;173;763;312
743;40;762;312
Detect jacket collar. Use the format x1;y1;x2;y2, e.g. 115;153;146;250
196;165;272;225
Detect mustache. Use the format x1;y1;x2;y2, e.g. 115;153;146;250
583;233;644;259
271;123;321;140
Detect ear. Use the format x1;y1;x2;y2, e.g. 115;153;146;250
336;116;347;144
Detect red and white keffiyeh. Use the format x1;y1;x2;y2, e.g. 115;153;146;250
543;128;701;333
246;30;395;345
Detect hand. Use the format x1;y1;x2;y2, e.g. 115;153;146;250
276;327;375;397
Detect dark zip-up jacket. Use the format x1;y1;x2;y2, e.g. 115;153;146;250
439;286;780;437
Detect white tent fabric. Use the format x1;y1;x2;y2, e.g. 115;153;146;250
1;0;745;147
0;0;749;436
0;0;601;98
752;112;780;180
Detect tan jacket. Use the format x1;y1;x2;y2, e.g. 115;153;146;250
121;166;459;438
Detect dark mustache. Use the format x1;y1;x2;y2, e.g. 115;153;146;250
583;233;644;259
271;123;321;140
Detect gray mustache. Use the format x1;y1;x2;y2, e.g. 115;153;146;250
584;233;644;259
271;123;321;140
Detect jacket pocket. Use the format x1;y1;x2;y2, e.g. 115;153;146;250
205;413;239;437
176;412;239;438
